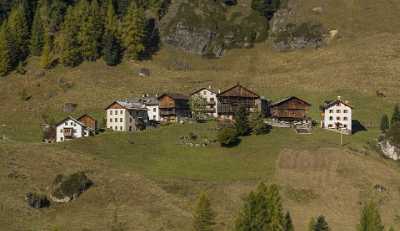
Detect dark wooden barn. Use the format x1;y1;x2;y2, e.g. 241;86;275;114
270;96;311;121
217;84;261;119
158;93;190;122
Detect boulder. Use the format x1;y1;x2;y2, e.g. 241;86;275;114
138;68;150;77
25;192;50;209
50;172;93;203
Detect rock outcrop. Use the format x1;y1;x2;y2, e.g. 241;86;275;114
160;0;269;57
379;140;400;160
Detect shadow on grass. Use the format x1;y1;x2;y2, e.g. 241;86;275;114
352;120;367;134
220;138;242;148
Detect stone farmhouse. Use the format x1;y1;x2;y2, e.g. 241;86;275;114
105;100;149;132
321;96;353;134
55;116;96;142
129;95;160;122
190;86;219;118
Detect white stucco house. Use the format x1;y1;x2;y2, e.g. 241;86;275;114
55;117;93;142
190;86;219;118
105;100;149;132
321;97;353;134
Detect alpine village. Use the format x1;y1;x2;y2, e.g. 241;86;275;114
1;0;400;231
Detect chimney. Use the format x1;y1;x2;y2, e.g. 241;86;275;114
218;89;221;94
345;100;349;104
337;96;341;100
208;85;212;89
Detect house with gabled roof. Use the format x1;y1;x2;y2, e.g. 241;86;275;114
55;116;94;142
217;83;264;120
105;100;149;132
158;93;191;122
321;96;353;134
270;96;311;121
128;96;160;122
190;86;219;118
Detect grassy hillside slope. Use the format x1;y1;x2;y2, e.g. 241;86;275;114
1;0;400;230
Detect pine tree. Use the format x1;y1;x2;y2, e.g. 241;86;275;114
30;5;45;56
105;0;118;35
193;193;216;231
380;114;390;132
391;105;400;126
357;201;384;231
235;106;251;136
313;216;329;231
58;6;82;67
283;212;294;231
266;184;284;231
0;22;11;76
121;2;146;60
8;3;30;63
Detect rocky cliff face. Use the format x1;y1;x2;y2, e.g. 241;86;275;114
160;0;269;57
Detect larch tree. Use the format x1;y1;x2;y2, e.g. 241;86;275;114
103;0;121;65
8;3;30;63
357;201;384;231
380;114;390;132
58;6;82;67
193;192;216;231
0;22;11;76
121;2;146;60
40;34;52;69
266;184;285;231
30;4;45;56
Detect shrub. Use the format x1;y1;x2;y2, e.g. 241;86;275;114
386;123;400;147
249;111;270;135
217;127;239;147
235;106;251;136
52;172;92;200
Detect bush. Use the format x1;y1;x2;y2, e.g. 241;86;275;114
52;172;92;201
387;123;400;147
249;112;270;135
25;192;50;209
217;127;239;147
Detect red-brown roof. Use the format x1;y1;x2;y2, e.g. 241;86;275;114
158;93;189;100
270;96;311;107
218;84;259;98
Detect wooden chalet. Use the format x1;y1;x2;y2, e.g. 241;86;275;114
78;114;97;132
217;84;261;119
270;96;311;121
158;93;191;122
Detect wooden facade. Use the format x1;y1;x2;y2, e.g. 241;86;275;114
217;84;260;118
78;114;97;131
270;97;311;121
158;93;190;122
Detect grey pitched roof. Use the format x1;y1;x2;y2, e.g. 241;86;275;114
128;96;159;106
115;100;148;110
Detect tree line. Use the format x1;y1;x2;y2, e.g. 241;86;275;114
0;0;164;76
193;183;393;231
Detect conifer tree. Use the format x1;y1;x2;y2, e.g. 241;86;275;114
58;6;82;67
40;35;52;69
0;22;11;76
308;218;316;231
8;3;30;63
193;193;216;231
103;31;121;66
357;201;384;231
391;105;400;126
266;184;284;231
249;111;269;135
30;5;45;56
105;0;118;35
313;216;329;231
235;106;251;136
283;212;294;231
380;114;390;132
121;2;146;60
235;183;271;231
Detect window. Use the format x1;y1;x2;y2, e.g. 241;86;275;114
120;110;123;114
110;110;112;115
336;110;341;113
129;118;132;123
65;122;68;125
344;124;348;128
329;110;333;113
203;91;207;95
129;126;132;131
60;137;63;141
336;117;341;121
114;126;117;130
120;126;123;131
344;110;348;113
110;118;112;122
328;124;333;128
329;116;333;121
153;115;156;120
60;129;63;133
343;117;348;121
114;118;118;122
120;118;123;122
114;110;117;115
153;108;156;112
